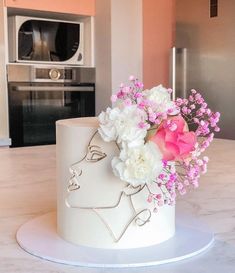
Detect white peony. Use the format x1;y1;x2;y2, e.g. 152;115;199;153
143;85;179;114
111;142;163;186
98;105;148;147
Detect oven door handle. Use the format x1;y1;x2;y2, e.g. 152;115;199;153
13;86;95;92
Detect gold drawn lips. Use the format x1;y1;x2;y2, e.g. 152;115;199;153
67;168;82;192
67;179;80;191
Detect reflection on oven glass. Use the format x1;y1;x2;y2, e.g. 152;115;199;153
9;87;95;147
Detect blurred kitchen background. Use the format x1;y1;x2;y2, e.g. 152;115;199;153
0;0;233;148
174;0;235;139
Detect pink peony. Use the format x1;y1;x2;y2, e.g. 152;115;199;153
149;116;197;161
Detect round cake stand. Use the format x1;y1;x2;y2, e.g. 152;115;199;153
16;212;214;268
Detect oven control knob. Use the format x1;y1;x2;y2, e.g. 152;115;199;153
49;69;61;80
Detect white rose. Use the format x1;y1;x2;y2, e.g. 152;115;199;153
143;85;179;115
112;142;163;186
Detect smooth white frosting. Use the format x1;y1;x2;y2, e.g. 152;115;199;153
56;117;175;249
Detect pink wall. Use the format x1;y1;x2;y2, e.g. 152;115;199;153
4;0;95;16
143;0;175;88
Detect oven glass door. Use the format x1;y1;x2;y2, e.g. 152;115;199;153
8;83;95;147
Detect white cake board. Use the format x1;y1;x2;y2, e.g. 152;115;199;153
16;212;214;268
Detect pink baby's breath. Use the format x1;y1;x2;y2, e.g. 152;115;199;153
138;121;148;129
129;75;135;81
124;98;132;106
111;94;117;103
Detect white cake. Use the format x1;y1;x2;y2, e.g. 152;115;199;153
56;117;175;249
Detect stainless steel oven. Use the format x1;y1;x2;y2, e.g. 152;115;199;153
7;64;95;147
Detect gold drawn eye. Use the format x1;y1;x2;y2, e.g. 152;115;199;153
86;145;107;162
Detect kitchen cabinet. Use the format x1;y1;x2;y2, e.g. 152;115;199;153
4;0;95;16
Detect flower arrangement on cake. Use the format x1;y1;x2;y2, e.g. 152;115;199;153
98;76;220;212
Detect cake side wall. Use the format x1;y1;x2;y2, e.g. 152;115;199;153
56;119;175;249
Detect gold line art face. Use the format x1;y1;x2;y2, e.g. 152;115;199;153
65;130;152;243
67;131;107;193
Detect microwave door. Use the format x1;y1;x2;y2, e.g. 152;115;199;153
10;16;84;65
32;21;55;61
41;22;59;62
31;22;42;61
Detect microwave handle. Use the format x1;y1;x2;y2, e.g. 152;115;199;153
13;86;94;92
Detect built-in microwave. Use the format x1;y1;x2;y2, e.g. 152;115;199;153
8;16;84;65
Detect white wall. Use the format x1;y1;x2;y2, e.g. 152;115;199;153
95;0;112;115
95;0;143;115
111;0;143;92
0;1;10;145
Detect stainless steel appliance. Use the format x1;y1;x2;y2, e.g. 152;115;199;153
173;0;235;139
7;64;95;147
8;16;84;65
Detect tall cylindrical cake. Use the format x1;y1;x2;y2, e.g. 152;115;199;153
56;117;175;249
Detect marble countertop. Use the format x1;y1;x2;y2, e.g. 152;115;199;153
0;139;235;273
